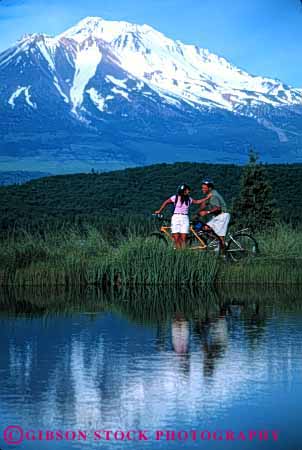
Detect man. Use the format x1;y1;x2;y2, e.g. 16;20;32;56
198;178;230;247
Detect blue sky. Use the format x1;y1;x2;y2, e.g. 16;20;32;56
0;0;301;87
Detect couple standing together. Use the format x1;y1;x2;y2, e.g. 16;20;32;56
155;178;230;249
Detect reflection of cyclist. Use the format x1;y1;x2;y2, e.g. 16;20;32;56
198;178;231;248
171;316;190;354
171;315;191;376
155;184;209;249
194;305;229;379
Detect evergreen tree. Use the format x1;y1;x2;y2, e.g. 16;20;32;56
233;150;279;231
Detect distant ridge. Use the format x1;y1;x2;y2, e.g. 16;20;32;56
0;171;51;186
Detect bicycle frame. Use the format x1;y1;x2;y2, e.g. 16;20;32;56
226;228;250;244
159;224;207;250
153;215;257;258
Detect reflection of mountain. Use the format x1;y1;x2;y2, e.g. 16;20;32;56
1;286;302;437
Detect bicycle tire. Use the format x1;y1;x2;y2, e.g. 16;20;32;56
226;233;259;262
188;231;222;255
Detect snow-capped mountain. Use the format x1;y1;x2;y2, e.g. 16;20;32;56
58;17;302;113
0;16;302;173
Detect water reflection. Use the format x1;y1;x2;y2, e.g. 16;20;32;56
194;311;228;379
0;286;302;449
171;316;189;352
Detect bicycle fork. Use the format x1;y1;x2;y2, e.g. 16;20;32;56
228;234;244;250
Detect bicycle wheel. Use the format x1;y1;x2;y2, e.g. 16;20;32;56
188;231;222;255
226;233;259;262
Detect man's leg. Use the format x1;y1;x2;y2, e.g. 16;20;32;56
208;214;230;243
219;236;225;253
219;214;231;251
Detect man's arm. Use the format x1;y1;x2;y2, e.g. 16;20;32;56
199;206;221;217
199;194;221;217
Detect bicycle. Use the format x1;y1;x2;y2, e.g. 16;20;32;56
150;214;222;255
150;214;259;261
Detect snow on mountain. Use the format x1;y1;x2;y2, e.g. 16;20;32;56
86;88;106;112
8;86;36;109
1;16;302;172
2;15;301;116
70;41;103;112
56;16;302;113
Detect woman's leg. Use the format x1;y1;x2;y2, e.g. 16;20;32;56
172;233;181;249
179;233;188;248
171;215;181;249
178;216;189;248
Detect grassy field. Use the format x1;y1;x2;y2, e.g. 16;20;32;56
0;224;301;287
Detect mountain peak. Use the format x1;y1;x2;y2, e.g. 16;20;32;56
18;33;48;44
12;15;302;112
57;16;163;44
71;16;106;29
1;15;302;170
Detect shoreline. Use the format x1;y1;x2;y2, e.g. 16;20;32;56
1;258;301;287
1;226;301;287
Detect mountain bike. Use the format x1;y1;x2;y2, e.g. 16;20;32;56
150;214;259;261
150;214;222;255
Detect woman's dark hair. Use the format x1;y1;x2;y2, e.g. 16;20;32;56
176;183;191;205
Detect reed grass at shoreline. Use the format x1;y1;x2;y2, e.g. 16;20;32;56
1;225;301;286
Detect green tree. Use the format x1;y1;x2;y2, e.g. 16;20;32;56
233;150;279;231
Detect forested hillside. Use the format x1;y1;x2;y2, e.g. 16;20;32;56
0;162;301;231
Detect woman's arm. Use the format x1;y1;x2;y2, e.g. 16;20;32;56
191;193;212;206
154;198;173;214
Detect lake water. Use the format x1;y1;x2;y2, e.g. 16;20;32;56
0;286;302;450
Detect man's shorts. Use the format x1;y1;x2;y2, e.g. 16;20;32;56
207;213;231;237
171;214;189;234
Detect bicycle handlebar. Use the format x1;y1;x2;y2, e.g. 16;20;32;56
152;213;164;219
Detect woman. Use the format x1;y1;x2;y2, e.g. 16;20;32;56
154;183;210;249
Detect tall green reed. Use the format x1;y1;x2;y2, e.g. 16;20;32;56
1;224;301;286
